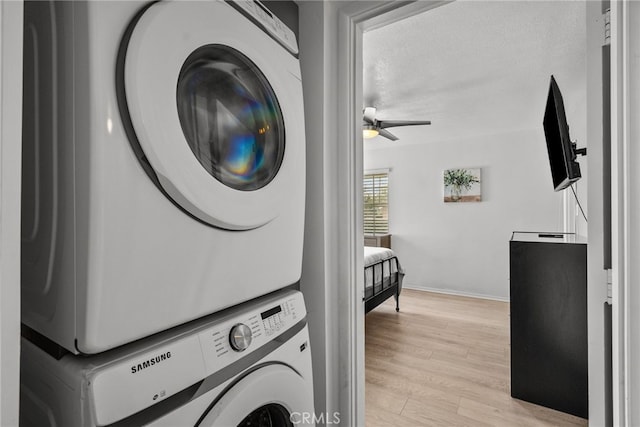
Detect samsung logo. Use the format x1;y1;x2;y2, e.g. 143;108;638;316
131;351;172;374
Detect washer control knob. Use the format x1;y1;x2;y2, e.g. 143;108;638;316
229;323;252;352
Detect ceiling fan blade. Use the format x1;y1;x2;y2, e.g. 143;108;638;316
377;128;399;141
378;120;431;129
363;107;377;124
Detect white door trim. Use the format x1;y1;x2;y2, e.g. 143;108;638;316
333;2;452;424
610;1;640;425
609;1;626;424
0;1;24;425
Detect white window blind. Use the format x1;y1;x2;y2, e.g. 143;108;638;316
363;172;389;235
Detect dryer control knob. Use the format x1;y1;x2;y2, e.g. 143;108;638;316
229;323;252;352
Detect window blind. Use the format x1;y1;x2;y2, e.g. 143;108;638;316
363;172;389;235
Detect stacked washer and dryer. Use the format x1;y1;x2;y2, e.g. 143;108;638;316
20;1;313;425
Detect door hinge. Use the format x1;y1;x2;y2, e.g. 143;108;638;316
606;268;613;304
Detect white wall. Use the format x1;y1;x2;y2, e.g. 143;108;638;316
0;1;23;425
365;129;565;300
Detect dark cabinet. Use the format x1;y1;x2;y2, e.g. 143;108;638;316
509;232;588;419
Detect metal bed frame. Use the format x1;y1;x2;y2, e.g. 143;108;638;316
363;256;401;314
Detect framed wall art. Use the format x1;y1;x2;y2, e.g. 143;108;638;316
443;168;482;203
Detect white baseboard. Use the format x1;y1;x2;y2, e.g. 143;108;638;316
402;283;510;303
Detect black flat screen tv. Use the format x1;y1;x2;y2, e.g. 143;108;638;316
543;75;582;192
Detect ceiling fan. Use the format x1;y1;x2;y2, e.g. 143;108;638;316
362;107;431;141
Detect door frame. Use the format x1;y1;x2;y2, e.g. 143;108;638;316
610;1;640;425
332;2;452;424
333;1;638;425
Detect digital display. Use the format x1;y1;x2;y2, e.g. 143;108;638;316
261;305;282;320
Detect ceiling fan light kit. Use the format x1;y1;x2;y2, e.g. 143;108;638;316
362;124;379;139
362;106;431;141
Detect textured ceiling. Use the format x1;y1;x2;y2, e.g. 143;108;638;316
363;1;586;145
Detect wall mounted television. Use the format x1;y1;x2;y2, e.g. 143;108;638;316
543;75;586;192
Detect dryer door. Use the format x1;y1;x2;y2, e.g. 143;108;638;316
196;364;314;426
120;1;304;230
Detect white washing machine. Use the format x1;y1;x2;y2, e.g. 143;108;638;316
21;0;305;354
21;289;315;426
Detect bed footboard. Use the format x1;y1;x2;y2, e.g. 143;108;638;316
364;256;403;314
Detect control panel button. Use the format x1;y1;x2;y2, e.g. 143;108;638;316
229;323;252;352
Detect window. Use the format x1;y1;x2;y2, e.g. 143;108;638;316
363;172;389;235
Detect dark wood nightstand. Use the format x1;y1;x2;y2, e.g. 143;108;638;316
364;234;391;249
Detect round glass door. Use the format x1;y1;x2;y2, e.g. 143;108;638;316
177;45;285;191
196;364;313;426
237;403;292;427
121;0;305;230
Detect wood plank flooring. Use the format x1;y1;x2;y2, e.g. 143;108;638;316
365;289;588;427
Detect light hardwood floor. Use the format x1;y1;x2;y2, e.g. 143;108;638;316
365;289;588;427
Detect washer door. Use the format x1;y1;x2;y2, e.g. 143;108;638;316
121;1;302;230
197;364;314;426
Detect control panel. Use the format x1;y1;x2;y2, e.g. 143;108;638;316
198;292;303;376
89;290;306;425
232;0;299;55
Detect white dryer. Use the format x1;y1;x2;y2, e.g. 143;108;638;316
21;0;305;354
21;289;315;426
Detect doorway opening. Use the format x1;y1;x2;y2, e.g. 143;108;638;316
357;1;589;424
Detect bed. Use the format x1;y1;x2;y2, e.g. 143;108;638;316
363;246;404;313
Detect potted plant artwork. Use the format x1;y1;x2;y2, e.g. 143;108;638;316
443;168;481;202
